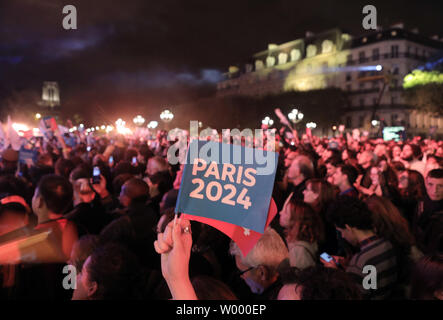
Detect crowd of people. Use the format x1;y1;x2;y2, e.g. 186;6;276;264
0;127;442;300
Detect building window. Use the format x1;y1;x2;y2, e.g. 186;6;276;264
307;45;317;58
372;81;379;89
290;49;301;62
391;45;399;58
359;116;365;127
255;60;264;70
278;53;288;65
346;84;352;91
346;116;352;128
359;51;366;63
322;62;328;72
391;96;397;105
392;79;399;87
360;99;365;107
346;73;351;82
373;98;378;105
392;65;399;75
322;40;334;53
266;56;276;68
347;54;353;65
372;48;380;61
359;82;365;90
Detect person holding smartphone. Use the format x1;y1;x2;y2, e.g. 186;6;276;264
324;196;399;300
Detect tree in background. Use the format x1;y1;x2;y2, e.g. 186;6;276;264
403;70;443;116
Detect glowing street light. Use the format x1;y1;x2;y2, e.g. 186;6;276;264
306;122;317;129
262;116;274;127
133;115;145;126
147;121;158;129
115;118;126;127
35;113;42;120
160;110;174;123
371;120;380;127
288;109;304;124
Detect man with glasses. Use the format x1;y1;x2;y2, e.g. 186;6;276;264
229;228;288;300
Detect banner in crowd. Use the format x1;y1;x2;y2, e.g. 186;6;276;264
19;146;38;165
176;140;279;250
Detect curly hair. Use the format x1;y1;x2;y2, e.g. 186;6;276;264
285;199;324;244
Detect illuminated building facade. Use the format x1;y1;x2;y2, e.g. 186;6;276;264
217;26;443;135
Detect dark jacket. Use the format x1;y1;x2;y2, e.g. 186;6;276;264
414;197;443;254
100;201;159;269
66;196;113;237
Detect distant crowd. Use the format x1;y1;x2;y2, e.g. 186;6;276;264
0;128;441;300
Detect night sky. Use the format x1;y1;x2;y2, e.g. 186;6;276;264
0;0;442;125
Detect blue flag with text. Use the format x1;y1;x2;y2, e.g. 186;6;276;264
175;140;278;234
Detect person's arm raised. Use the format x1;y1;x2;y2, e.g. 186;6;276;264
154;217;197;300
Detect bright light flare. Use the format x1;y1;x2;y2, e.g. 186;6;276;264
12;123;30;136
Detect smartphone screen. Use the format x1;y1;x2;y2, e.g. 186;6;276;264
92;166;101;184
132;156;137;165
320;252;333;263
87;146;91;152
109;156;114;164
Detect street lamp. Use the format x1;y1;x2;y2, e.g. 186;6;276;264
306;122;317;129
262;116;274;127
160;110;174;123
160;110;174;129
133;115;145;126
115;118;126;127
288;109;304;124
147;121;158;129
35;113;42;120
